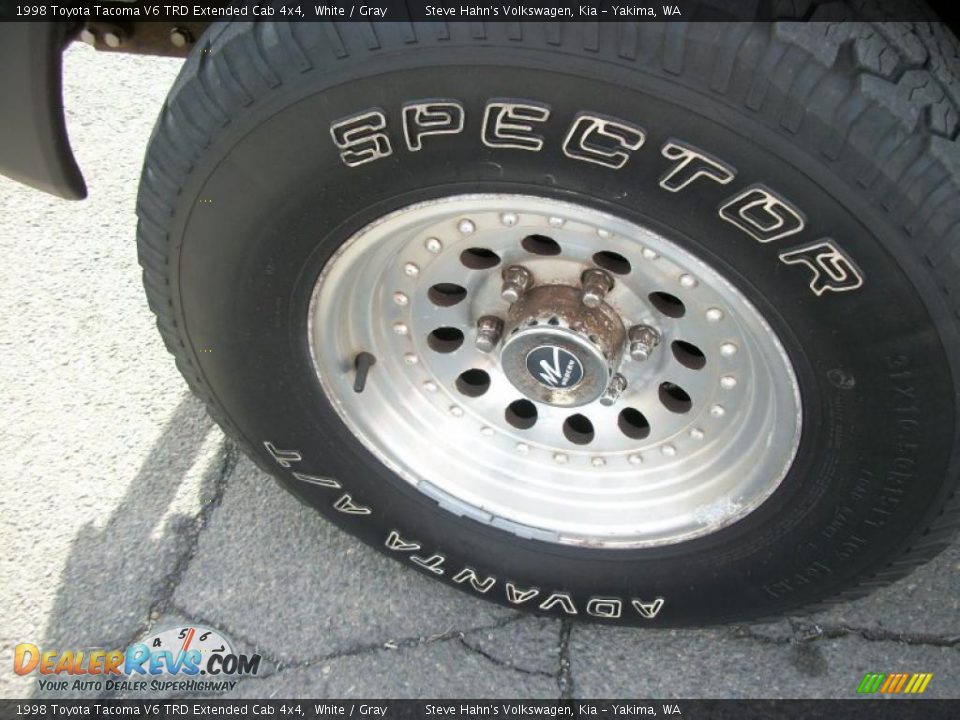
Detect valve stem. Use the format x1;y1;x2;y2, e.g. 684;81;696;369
353;352;376;393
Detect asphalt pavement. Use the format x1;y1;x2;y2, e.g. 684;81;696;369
1;42;958;700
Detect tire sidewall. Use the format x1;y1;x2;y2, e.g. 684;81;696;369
163;41;956;624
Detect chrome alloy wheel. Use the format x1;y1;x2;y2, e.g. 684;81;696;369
308;195;801;548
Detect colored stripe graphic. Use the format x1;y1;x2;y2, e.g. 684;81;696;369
857;673;885;693
904;674;921;694
858;672;933;694
880;674;899;693
913;673;933;694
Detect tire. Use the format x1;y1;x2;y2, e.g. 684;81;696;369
136;13;960;625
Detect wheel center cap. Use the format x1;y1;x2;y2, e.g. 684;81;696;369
525;345;585;389
499;285;626;408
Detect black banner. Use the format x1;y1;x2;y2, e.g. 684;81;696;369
0;0;952;23
2;699;959;720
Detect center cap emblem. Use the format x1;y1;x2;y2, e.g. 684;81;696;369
526;345;585;389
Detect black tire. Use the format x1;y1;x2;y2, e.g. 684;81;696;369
136;14;960;625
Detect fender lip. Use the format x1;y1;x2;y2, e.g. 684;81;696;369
0;22;86;200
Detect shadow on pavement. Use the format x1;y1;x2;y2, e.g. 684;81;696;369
32;393;225;697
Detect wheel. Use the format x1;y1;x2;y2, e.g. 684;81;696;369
136;15;960;625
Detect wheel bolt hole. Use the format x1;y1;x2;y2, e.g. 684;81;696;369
460;248;501;270
521;234;561;256
618;408;650;440
649;291;686;319
671;340;706;370
548;316;560;326
505;399;538;429
659;382;692;414
427;283;468;307
563;414;595;445
456;369;491;397
427;327;465;353
592;251;631;275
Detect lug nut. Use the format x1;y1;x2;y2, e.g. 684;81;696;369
475;316;504;353
599;373;628;406
628;325;661;362
580;268;614;308
501;266;533;304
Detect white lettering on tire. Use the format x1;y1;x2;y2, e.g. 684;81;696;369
410;553;447;575
718;185;806;243
327;100;862;298
659;140;736;191
779;241;865;295
263;441;302;468
539;592;578;615
261;448;671;618
330;109;393;167
562;112;645;169
586;597;623;618
402;100;465;151
452;567;497;593
481;101;551;151
333;493;372;515
385;530;421;552
632;597;665;619
505;582;540;604
292;472;341;489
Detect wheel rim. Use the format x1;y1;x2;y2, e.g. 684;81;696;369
308;194;802;548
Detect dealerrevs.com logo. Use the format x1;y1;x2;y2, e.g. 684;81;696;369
15;625;261;694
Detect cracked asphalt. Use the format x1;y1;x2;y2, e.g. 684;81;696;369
1;42;959;701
